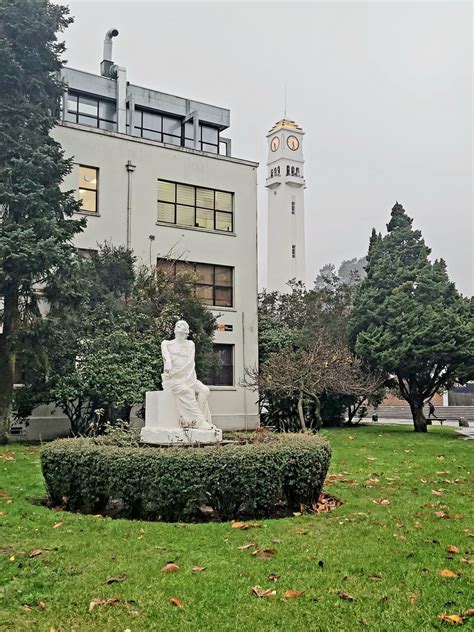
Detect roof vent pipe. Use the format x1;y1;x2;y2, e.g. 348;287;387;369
100;28;119;77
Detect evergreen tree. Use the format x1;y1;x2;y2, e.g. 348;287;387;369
349;203;474;432
0;0;85;441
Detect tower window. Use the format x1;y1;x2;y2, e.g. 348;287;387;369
291;200;295;214
295;167;300;176
270;169;274;178
292;245;296;258
277;166;280;175
286;165;290;176
291;166;295;176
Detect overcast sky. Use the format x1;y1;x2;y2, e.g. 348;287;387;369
61;0;472;295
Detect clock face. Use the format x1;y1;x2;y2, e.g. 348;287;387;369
270;136;280;152
287;135;300;151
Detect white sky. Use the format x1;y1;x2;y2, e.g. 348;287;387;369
61;0;472;295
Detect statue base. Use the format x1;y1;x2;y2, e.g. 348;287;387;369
140;390;222;446
141;426;222;445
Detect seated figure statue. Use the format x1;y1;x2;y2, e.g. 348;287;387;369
161;320;214;430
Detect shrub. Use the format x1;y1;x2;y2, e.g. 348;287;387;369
40;434;331;522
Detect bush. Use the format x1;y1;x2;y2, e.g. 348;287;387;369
40;434;331;522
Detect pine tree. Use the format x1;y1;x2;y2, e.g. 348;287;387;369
0;0;85;442
349;203;473;432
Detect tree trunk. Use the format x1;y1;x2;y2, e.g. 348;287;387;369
409;399;428;433
314;395;322;432
0;286;19;444
297;390;306;432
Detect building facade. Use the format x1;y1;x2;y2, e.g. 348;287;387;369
41;32;260;433
266;119;306;292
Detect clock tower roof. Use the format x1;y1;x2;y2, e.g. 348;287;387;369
268;118;302;133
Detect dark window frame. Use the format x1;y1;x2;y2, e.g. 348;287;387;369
207;343;234;386
157;258;234;308
184;122;220;153
157;179;234;233
65;91;116;130
78;165;99;214
134;107;183;145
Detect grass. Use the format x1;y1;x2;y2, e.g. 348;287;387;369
0;425;472;632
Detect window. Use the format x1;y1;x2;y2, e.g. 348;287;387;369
207;344;234;386
292;245;296;258
157;180;233;232
286;165;290;176
157;259;233;307
291;200;295;214
134;108;182;145
184;122;220;153
65;91;116;130
78;166;98;213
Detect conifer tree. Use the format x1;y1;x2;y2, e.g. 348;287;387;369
349;203;473;432
0;0;85;442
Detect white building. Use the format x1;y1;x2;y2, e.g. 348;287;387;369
266;119;306;292
33;30;260;434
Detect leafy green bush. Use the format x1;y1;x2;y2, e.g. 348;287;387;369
40;434;331;522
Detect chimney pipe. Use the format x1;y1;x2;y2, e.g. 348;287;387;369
101;28;119;76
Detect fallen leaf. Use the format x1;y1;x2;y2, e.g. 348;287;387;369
105;575;127;584
253;548;277;560
347;435;355;440
465;609;474;616
232;521;261;530
38;601;46;610
437;612;464;624
461;558;473;565
89;597;120;612
432;490;443;496
436;455;445;461
446;546;459;554
407;592;420;605
373;499;391;505
238;542;256;551
161;563;180;573
312;492;343;513
268;573;280;582
191;566;207;572
439;568;459;578
338;591;354;601
251;586;276;598
368;575;382;581
29;548;53;558
283;590;304;598
53;521;64;529
22;604;33;611
170;597;183;608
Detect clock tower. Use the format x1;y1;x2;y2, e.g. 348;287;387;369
266;118;306;292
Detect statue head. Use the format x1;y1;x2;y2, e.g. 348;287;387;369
174;320;189;339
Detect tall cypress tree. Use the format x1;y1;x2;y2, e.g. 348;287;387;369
0;0;85;442
349;203;473;432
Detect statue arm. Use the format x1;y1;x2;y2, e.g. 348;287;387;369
161;340;172;374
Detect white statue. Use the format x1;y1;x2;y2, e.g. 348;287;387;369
161;320;213;429
140;319;222;445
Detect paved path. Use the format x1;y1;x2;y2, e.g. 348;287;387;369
366;418;474;439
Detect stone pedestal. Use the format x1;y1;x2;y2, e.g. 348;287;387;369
140;390;222;445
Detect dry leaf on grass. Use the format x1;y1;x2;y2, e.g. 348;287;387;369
253;548;277;560
238;542;257;551
251;586;276;598
29;548;57;558
312;493;342;514
53;521;64;529
268;573;280;582
232;522;261;530
170;597;183;608
431;490;443;496
89;597;120;612
373;499;391;505
437;612;464;624
461;558;473;565
283;590;304;598
105;575;127;584
191;566;207;572
439;568;459;578
38;601;46;610
338;591;354;601
367;457;377;461
368;575;382;581
446;546;459;554
161;563;180;573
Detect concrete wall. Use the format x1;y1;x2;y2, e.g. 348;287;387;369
47;122;259;431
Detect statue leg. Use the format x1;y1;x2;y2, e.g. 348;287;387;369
195;380;213;428
172;382;206;428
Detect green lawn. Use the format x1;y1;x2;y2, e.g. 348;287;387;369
0;425;472;631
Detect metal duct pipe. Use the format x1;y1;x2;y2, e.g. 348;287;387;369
103;28;119;62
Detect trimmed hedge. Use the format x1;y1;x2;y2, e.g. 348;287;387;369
40;434;331;522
